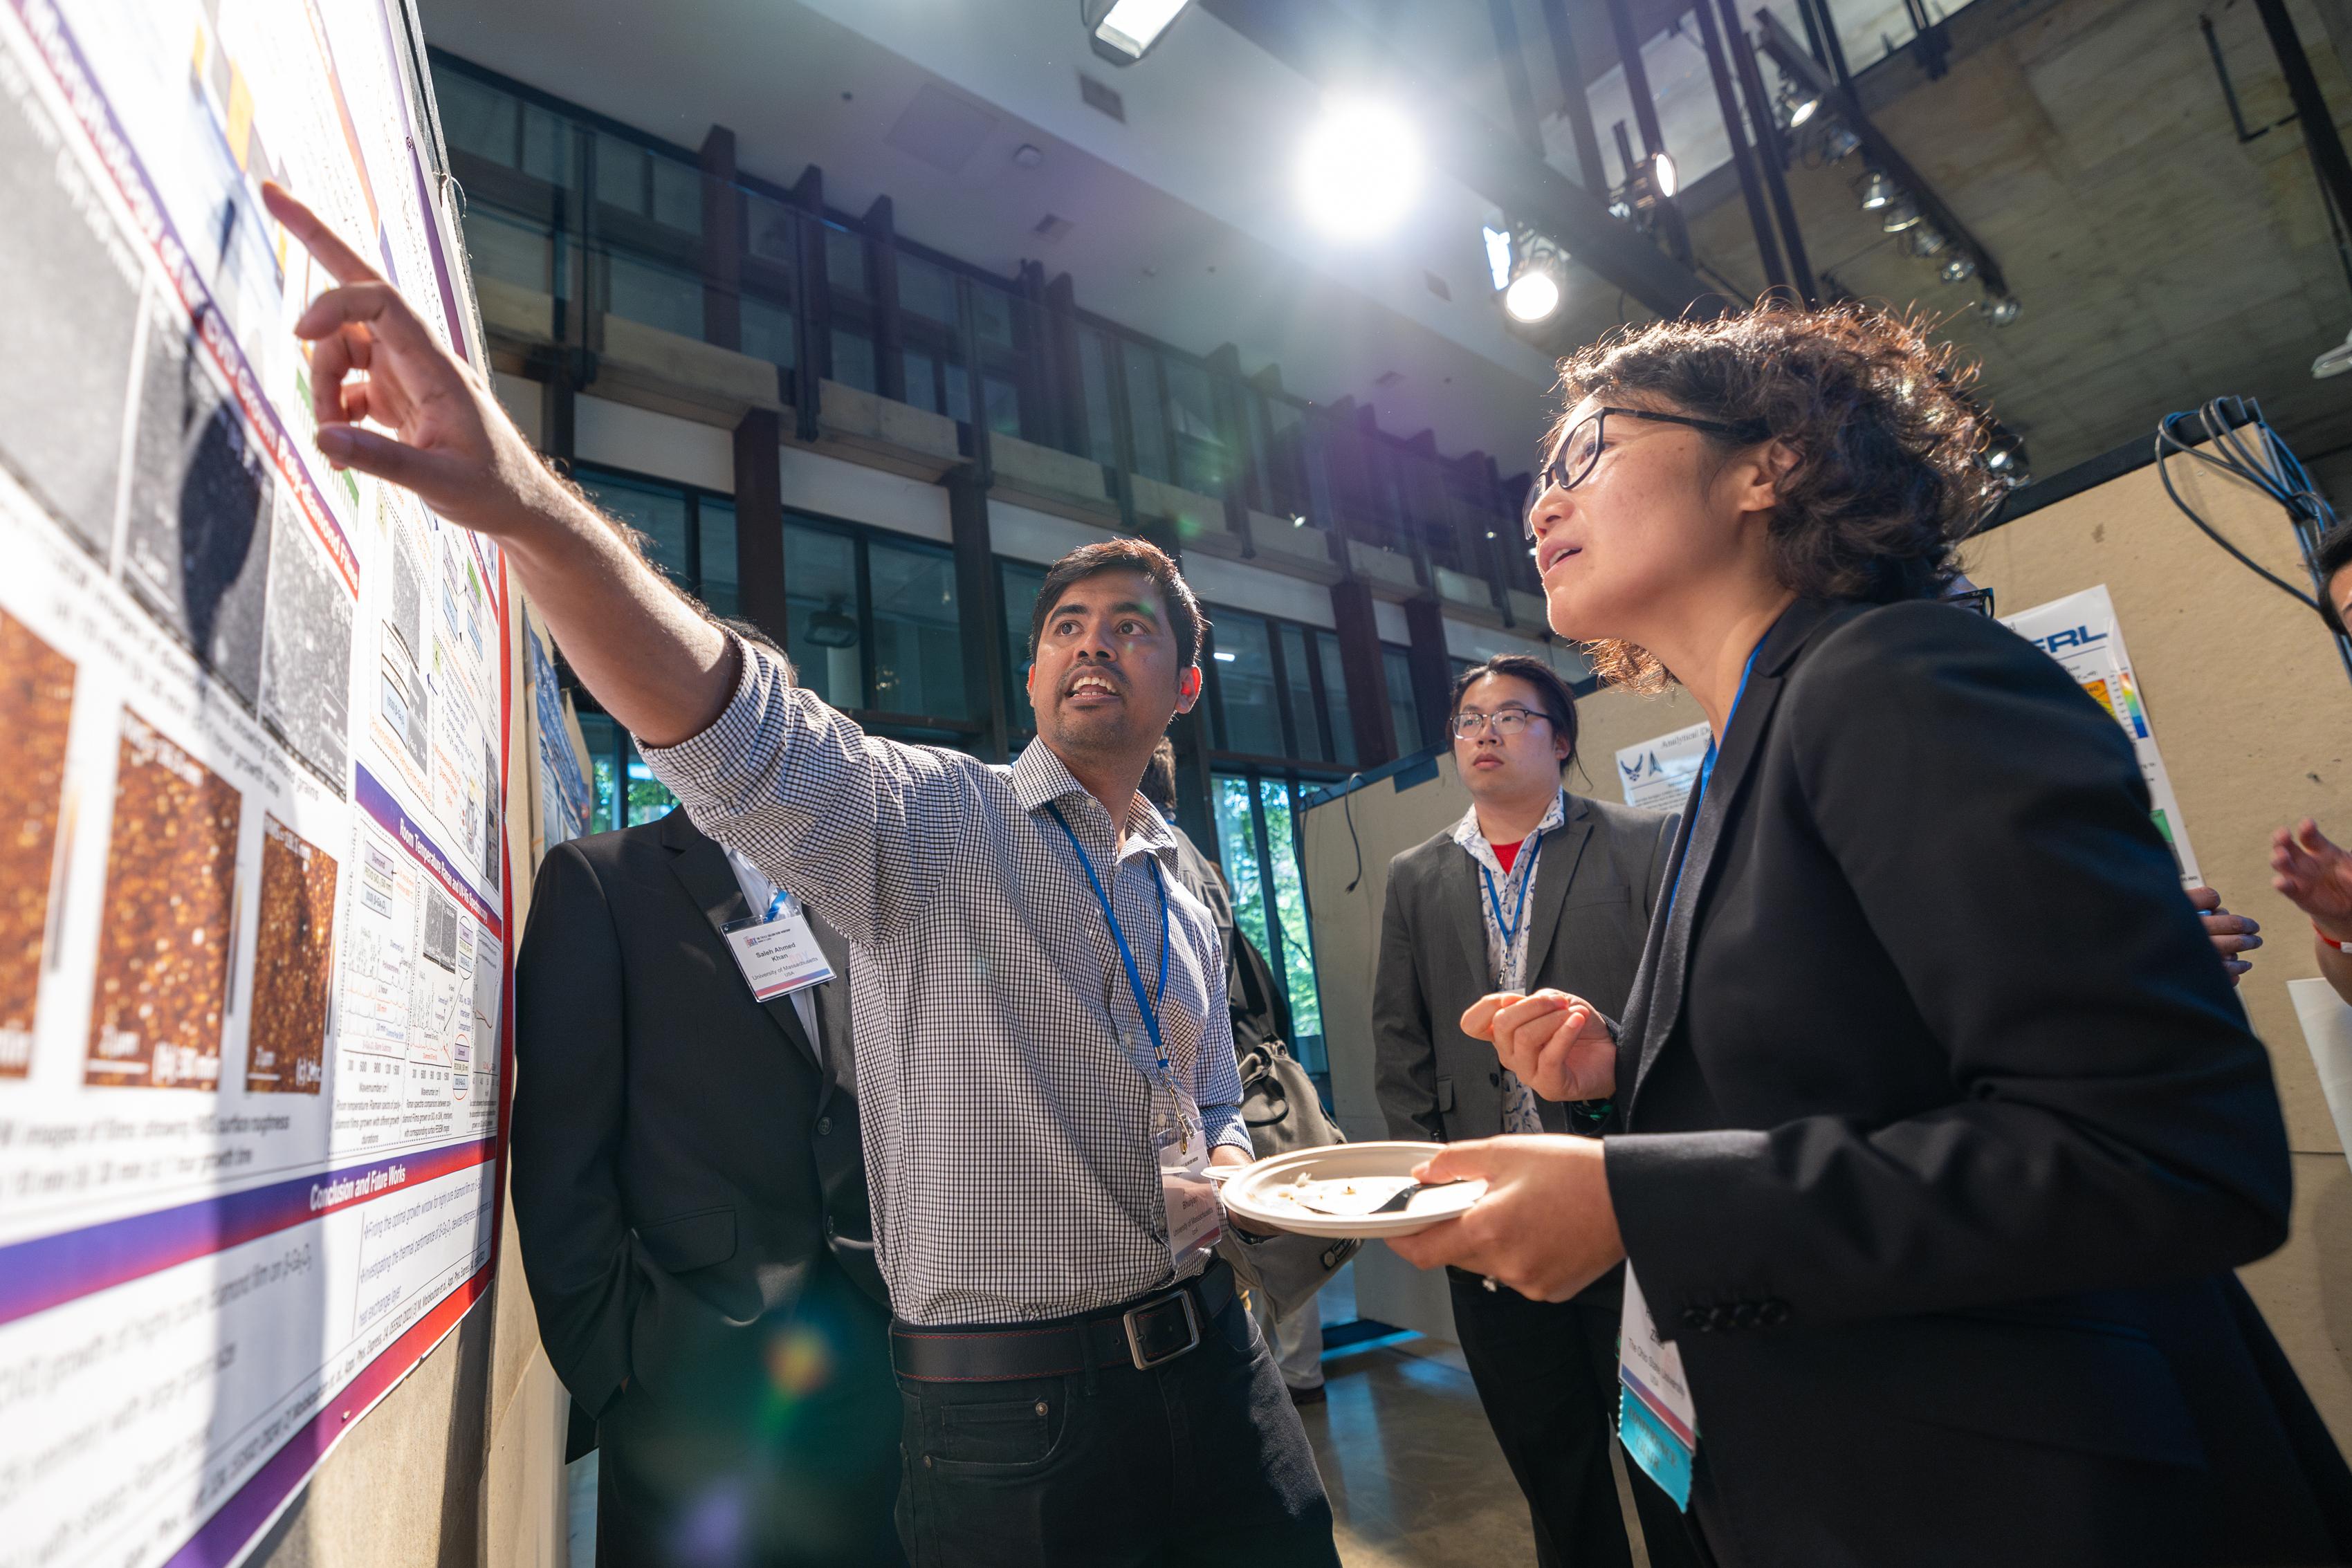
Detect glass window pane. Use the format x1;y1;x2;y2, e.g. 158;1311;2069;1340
650;154;701;234
902;348;941;414
1278;623;1323;762
1076;329;1119;468
594;133;646;213
742;292;796;369
1000;559;1046;730
578;712;621;835
578;471;692;591
1318;633;1357;768
1213;613;1281;757
943;358;973;425
1384;645;1425;753
606;251;704;340
984;375;1021;439
1123;343;1169;481
1260;778;1324;1064
868;539;967;719
746;193;799;265
625;735;679;827
825;227;869;297
831;327;876;392
522;105;569;186
462;207;551;294
1164;358;1225;497
971;284;1016;351
1212;775;1271;964
897;253;957;325
437;73;517;168
784;525;862;707
699;499;738;619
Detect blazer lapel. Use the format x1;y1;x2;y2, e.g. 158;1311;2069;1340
1446;849;1494;1005
660;810;822;1071
1626;601;1845;1114
1521;797;1592;988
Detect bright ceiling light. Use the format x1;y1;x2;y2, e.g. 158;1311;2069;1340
1879;194;1922;232
1298;100;1423;239
1790;95;1821;128
1940;252;1977;284
1982;294;2023;327
1857;169;1896;210
1776;80;1821;129
1505;267;1562;323
1084;0;1191;64
1651;151;1680;199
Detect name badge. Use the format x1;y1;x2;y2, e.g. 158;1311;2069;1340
720;896;836;1002
1618;1266;1700;1511
1154;1079;1220;1273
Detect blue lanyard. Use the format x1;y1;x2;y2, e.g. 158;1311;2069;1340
1666;640;1765;915
762;889;788;922
1478;827;1547;952
1045;803;1173;1079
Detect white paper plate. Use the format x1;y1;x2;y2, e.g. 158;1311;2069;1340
1222;1142;1486;1239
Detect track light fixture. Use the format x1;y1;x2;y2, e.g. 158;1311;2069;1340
1500;229;1568;324
1083;0;1192;64
1879;194;1922;233
1984;428;2030;486
1775;78;1821;130
1940;252;1977;284
1904;224;1948;257
1819;121;1862;162
1856;169;1896;210
1981;295;2023;327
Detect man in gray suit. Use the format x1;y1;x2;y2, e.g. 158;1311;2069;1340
1373;655;1696;1568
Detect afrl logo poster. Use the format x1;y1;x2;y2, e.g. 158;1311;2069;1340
0;0;510;1562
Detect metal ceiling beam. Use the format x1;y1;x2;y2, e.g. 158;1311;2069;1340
1754;9;2008;298
1199;0;1727;320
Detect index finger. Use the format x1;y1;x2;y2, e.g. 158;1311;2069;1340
262;181;383;286
1460;992;1523;1042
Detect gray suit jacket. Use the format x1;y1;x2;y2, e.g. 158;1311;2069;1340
1374;791;1675;1144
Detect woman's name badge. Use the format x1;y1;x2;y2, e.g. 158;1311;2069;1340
1618;1266;1700;1510
720;898;835;1001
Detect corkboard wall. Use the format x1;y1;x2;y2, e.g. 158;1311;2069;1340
1303;452;2352;1444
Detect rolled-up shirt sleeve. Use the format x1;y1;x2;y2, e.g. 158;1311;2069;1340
636;636;974;945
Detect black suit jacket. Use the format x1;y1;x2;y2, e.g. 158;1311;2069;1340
1374;790;1673;1143
1604;598;2352;1567
511;806;884;1428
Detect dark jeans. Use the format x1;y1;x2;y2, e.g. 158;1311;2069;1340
598;1262;904;1567
1449;1270;1707;1568
893;1290;1339;1567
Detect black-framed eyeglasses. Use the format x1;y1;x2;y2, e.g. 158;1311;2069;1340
1450;705;1547;739
1524;407;1770;538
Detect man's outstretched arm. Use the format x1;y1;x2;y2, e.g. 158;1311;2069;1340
263;182;735;745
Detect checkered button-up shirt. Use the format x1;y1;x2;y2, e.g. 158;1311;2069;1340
1450;789;1570;1136
638;640;1249;1326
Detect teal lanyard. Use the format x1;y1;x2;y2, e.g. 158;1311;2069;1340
1666;640;1765;916
1044;803;1173;1080
1478;827;1547;952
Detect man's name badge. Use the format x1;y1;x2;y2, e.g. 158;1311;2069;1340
1618;1266;1700;1511
1155;1081;1220;1273
720;898;835;1001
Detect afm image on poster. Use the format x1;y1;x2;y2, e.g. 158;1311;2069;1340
0;50;143;557
259;503;356;792
247;814;337;1096
86;710;242;1090
122;295;275;708
0;607;77;1078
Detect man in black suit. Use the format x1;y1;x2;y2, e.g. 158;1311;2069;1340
512;719;900;1565
1373;656;1695;1568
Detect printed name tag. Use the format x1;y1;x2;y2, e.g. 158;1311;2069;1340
1155;1082;1220;1273
720;901;835;1001
1618;1266;1700;1511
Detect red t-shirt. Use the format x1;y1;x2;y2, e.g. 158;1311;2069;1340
1490;838;1524;874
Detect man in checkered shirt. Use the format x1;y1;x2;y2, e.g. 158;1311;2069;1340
266;185;1339;1568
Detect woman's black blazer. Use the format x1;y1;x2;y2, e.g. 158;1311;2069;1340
1604;596;2352;1567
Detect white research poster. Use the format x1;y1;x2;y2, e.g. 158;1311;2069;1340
2002;584;2201;887
1616;719;1712;813
0;0;513;1564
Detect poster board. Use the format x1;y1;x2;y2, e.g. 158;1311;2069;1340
0;1;526;1563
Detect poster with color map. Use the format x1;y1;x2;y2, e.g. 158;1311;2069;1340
0;0;511;1561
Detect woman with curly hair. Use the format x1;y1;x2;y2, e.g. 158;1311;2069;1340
1390;304;2352;1567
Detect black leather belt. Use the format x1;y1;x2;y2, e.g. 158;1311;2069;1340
891;1260;1235;1381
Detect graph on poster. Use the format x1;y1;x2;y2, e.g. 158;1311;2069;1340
0;0;507;1563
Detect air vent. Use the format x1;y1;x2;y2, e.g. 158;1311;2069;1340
1078;73;1126;122
1032;213;1074;243
887;83;998;176
1424;270;1453;302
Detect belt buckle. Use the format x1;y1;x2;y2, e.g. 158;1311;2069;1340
1122;1289;1201;1371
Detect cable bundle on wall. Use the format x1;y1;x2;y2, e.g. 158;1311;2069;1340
2154;396;2340;614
